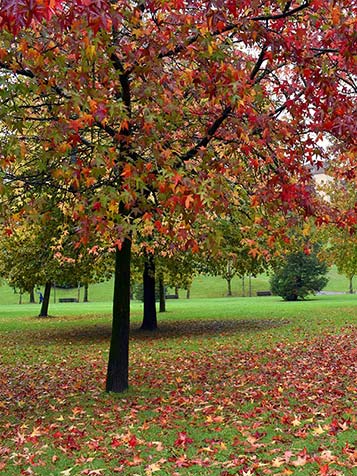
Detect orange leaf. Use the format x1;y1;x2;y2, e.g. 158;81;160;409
121;163;132;177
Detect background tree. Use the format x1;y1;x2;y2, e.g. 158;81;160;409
0;224;42;304
199;215;270;296
270;246;328;301
318;181;357;294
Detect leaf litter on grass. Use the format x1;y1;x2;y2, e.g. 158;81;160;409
0;321;356;475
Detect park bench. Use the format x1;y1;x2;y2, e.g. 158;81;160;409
256;291;272;296
58;297;78;303
165;294;179;299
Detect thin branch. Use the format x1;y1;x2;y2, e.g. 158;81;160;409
250;44;268;81
310;47;339;54
0;62;35;78
251;1;310;21
181;106;232;161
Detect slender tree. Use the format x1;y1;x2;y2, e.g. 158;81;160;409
39;281;52;317
140;252;158;331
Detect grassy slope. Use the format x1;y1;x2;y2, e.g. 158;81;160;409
0;266;354;307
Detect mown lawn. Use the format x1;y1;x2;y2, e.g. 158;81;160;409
0;295;356;475
0;265;354;306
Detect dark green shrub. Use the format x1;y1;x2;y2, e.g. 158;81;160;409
270;250;328;301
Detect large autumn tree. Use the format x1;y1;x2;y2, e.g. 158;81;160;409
0;0;356;392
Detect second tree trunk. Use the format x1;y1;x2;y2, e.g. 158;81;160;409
141;253;157;330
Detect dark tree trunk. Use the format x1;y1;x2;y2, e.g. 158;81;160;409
106;238;131;393
186;286;190;299
226;278;232;296
141;253;157;330
39;282;51;317
29;288;35;303
226;260;233;296
158;273;166;313
84;283;89;302
349;276;354;294
77;282;81;302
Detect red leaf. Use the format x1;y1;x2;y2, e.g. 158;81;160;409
174;432;193;448
319;464;329;476
128;435;137;447
91;201;101;211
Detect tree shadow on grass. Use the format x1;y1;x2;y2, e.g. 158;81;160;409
2;318;289;346
132;318;289;339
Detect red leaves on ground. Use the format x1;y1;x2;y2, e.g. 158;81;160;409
174;431;193;448
0;324;357;474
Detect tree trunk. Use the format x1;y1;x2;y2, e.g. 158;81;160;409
106;238;131;393
226;260;233;296
226;278;232;296
349;275;354;294
29;288;35;303
159;273;166;313
186;286;190;299
84;283;89;302
39;282;51;317
141;253;157;330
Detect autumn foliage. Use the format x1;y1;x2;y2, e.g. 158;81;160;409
0;0;355;235
0;0;356;391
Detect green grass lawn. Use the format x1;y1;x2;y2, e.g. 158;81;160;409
0;294;357;475
0;265;354;307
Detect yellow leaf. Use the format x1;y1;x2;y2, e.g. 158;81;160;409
85;44;96;60
312;425;325;435
61;469;73;476
292;416;301;427
30;427;42;438
145;463;161;475
272;457;285;467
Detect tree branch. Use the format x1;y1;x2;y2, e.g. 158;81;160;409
250;44;268;80
181;106;232;161
251;1;310;21
0;62;35;78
